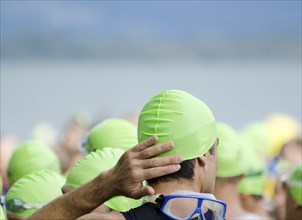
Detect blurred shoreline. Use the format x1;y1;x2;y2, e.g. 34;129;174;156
1;59;301;139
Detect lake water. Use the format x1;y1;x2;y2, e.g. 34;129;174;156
1;59;301;139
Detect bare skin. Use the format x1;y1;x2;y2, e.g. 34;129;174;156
28;136;183;220
77;139;219;220
215;176;251;219
239;194;272;219
285;188;302;220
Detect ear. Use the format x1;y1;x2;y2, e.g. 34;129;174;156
197;155;207;167
239;193;247;201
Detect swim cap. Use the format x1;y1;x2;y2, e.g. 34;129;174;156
266;113;301;158
85;118;137;153
287;164;302;206
0;175;2;195
216;123;245;178
6;170;65;218
65;148;143;212
138;90;217;160
7;140;61;186
238;143;266;196
240;121;271;156
0;205;5;220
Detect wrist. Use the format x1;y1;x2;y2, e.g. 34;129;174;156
92;169;119;200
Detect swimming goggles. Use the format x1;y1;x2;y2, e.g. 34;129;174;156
6;198;44;213
154;190;227;220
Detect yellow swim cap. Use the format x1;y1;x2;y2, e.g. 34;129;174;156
266;113;301;157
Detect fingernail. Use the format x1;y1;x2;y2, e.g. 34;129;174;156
151;136;158;142
177;156;183;163
167;142;174;149
175;164;181;170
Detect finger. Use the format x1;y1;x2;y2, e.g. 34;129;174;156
131;186;155;199
141;164;181;180
137;141;174;159
141;155;183;168
131;136;158;153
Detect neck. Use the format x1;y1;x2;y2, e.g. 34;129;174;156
215;182;247;219
254;200;271;218
149;179;200;195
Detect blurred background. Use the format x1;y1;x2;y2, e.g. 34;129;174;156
1;1;301;139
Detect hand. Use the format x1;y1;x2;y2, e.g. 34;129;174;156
27;136;182;220
108;136;182;199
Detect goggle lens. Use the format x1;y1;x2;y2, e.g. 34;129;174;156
164;197;198;219
157;194;226;220
6;199;44;213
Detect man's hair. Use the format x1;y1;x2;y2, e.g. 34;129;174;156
147;143;216;185
251;195;263;201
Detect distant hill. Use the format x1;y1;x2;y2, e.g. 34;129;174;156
1;1;301;60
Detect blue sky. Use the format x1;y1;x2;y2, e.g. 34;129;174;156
1;1;301;40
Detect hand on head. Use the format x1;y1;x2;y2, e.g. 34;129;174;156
109;136;183;199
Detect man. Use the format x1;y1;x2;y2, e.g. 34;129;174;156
273;139;302;219
28;135;183;219
6;170;65;220
238;140;272;218
214;123;262;219
0;176;5;220
283;164;302;220
0;135;19;194
279;138;302;168
7;140;61;186
55;118;87;175
78;89;223;220
83;118;138;153
63;147;143;212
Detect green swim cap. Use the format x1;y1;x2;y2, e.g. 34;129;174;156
85;118;137;153
216;123;245;178
0;175;2;195
6;170;65;218
238;143;266;196
240;121;271;156
65;148;143;212
7;140;61;186
138;90;217;160
287;164;302;206
0;205;5;220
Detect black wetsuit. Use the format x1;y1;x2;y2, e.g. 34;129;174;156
122;202;214;220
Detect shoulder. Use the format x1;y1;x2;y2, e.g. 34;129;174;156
122;203;170;220
77;211;125;220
